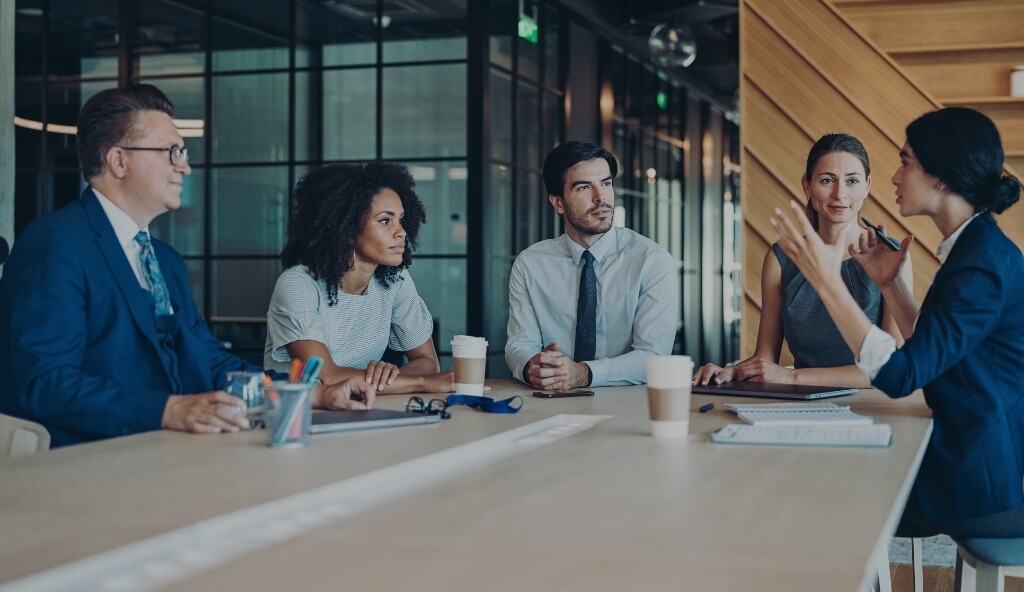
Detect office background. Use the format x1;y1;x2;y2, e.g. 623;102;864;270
6;0;742;375
9;0;1017;377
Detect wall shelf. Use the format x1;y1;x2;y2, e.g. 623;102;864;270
941;96;1024;106
887;41;1024;56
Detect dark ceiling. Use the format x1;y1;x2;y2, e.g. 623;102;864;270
584;0;739;106
16;0;739;107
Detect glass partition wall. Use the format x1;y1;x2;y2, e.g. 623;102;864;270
13;0;739;372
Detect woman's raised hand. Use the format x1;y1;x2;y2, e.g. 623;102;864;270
850;224;914;289
770;201;844;290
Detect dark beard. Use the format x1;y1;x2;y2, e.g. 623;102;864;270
564;206;613;236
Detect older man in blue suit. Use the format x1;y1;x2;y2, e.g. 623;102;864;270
0;84;373;447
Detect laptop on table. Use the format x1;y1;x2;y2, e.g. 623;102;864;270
310;409;441;434
691;382;857;400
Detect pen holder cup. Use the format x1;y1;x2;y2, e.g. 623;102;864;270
263;382;313;449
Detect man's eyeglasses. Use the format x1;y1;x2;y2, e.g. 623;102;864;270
405;396;451;420
119;145;189;166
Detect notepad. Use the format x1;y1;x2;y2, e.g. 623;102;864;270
711;424;893;448
724;402;873;426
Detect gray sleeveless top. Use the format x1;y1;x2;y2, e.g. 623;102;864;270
772;243;883;369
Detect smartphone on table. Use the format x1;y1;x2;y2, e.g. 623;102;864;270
532;390;595;399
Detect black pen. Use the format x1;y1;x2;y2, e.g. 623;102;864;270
861;217;900;251
698;403;714;413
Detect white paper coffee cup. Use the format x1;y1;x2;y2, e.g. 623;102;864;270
451;335;488;395
645;355;694;439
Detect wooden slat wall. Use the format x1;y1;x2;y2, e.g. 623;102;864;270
833;0;1024;267
835;0;1024;162
834;0;1024;51
739;0;1023;359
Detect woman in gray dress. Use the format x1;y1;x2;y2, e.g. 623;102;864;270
693;134;910;387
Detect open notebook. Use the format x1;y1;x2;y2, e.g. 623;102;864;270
310;409;441;434
692;381;857;400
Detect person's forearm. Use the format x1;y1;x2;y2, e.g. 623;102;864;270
881;279;919;339
401;354;439;375
377;374;432;395
23;368;168;438
815;280;876;359
321;365;428;395
586;350;653;386
318;365;369;385
506;346;538;383
791;365;871;388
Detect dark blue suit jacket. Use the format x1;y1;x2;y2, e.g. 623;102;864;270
0;189;261;447
874;213;1024;525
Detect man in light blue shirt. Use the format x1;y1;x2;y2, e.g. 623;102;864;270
505;141;679;389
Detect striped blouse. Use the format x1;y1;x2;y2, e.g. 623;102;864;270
264;266;434;373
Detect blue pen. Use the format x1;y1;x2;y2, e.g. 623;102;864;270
861;217;900;251
300;356;323;384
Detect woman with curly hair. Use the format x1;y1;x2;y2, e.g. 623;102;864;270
264;162;453;394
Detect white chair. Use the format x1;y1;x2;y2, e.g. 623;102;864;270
954;537;1024;592
0;413;50;457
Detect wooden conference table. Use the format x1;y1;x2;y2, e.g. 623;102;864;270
0;381;932;592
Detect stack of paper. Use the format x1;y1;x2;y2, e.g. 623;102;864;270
724;402;873;426
712;403;891;448
711;424;893;447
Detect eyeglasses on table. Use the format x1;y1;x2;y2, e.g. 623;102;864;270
405;396;451;420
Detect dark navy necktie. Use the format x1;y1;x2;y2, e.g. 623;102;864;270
574;250;597;362
134;231;173;316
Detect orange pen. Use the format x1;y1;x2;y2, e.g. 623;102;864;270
288;359;303;383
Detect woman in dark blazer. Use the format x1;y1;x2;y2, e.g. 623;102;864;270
772;107;1024;536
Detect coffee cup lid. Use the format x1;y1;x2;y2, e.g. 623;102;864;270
451;335;488;346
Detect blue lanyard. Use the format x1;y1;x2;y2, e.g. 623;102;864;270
445;394;524;414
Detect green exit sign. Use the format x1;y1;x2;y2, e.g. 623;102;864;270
518;15;538;44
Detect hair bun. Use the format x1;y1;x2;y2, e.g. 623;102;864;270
985;175;1021;214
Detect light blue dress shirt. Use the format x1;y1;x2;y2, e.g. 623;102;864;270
505;226;679;386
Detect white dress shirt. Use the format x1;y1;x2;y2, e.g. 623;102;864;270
505;226;679;387
856;213;982;379
92;188;177;315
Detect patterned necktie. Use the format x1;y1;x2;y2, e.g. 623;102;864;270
574;250;597;362
134;231;173;316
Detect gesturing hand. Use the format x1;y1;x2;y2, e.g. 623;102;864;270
850;224;914;289
770;201;845;290
419;371;455;393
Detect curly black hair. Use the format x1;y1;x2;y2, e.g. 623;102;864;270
281;162;427;306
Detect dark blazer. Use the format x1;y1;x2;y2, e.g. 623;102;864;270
0;189;260;447
874;213;1024;525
